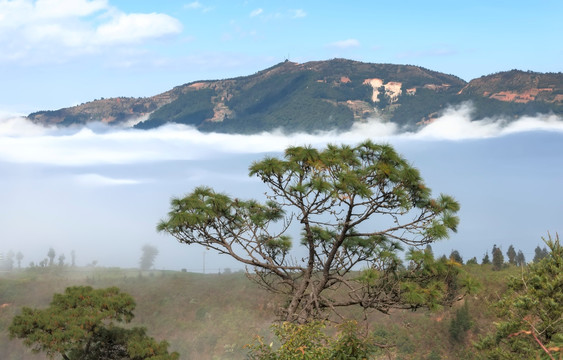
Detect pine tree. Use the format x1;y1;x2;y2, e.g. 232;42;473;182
449;250;463;264
47;247;56;266
9;286;179;359
506;245;517;265
482;252;491;265
492;245;504;271
477;234;563;359
533;245;549;262
516;250;526;266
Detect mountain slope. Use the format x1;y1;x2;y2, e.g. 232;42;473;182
27;59;562;133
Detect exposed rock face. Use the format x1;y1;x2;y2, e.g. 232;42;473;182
27;60;562;133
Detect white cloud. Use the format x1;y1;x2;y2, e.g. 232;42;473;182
290;9;306;18
34;0;108;19
0;0;183;62
407;103;563;140
249;8;263;17
328;38;360;49
74;173;146;186
0;105;562;166
95;13;182;45
184;1;213;12
185;1;202;9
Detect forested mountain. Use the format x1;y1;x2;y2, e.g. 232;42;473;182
28;59;562;133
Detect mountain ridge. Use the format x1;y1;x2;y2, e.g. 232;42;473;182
28;59;562;133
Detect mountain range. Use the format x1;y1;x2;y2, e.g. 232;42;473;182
28;59;562;133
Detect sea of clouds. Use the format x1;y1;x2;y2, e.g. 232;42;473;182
1;104;562;270
1;103;562;167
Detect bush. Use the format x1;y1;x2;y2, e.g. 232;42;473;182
247;320;378;360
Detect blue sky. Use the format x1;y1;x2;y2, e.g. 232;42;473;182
0;1;562;270
1;0;562;113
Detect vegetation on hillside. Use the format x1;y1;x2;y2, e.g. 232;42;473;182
27;59;563;134
9;286;178;360
2;249;560;360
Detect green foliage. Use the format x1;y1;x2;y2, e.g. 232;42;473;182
533;245;549;263
247;320;378;360
492;245;504;271
516;250;526;267
482;252;491;265
158;141;465;322
140;88;216;129
449;250;464;265
449;300;473;343
466;257;478;265
9;285;179;360
476;234;563;359
506;245;517;265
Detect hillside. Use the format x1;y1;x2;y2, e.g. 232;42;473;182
0;265;525;360
27;59;562;133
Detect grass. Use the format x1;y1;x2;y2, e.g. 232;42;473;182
0;264;522;359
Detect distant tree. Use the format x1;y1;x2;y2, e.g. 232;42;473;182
158;141;468;323
482;252;491;265
492;245;504;271
449;300;473;343
47;247;56;266
533;245;549;263
376;86;389;108
139;245;159;271
449;250;463;265
516;250;526;267
57;254;66;267
425;244;434;257
477;234;563;359
70;250;76;267
9;286;179;360
466;257;478;265
16;252;23;269
506;245;517;265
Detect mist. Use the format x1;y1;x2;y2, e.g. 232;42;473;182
1;104;562;271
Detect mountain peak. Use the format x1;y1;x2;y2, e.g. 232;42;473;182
27;59;561;133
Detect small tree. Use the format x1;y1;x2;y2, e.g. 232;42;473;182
158;141;467;323
477;234;563;359
47;247;56;266
482;252;491;265
139;245;159;271
9;286;179;360
533;245;549;263
466;257;478;265
16;251;23;269
516;250;526;267
57;254;66;267
506;245;517;265
449;300;473;343
70;250;76;267
449;250;463;265
492;245;504;271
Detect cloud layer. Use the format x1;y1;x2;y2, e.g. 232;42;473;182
0;0;182;63
0;103;562;167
